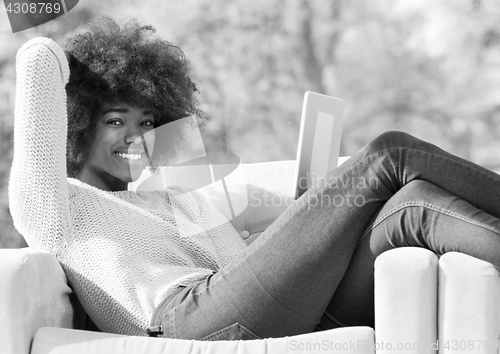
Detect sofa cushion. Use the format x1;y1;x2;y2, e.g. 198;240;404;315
239;157;350;243
0;248;85;354
31;326;375;354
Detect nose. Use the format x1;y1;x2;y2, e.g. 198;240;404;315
124;126;143;145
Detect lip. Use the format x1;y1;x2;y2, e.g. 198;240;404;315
115;150;144;154
113;151;145;163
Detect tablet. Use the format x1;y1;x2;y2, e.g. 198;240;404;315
293;92;345;199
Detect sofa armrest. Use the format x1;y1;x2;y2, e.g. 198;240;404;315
375;248;438;354
0;248;85;354
438;252;500;353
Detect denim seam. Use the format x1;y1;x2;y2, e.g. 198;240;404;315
365;145;500;184
169;306;177;338
348;145;500;196
188;275;217;298
359;201;500;245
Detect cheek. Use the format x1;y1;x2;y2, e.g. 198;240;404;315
143;129;156;155
88;132;118;165
98;130;120;150
87;133;106;158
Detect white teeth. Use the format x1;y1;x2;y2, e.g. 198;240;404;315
115;152;142;160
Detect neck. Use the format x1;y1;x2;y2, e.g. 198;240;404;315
76;169;128;191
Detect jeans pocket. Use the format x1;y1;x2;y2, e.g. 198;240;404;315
199;323;262;341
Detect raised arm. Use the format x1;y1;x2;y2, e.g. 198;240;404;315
9;37;71;252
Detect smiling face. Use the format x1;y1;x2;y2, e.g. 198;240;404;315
76;103;156;191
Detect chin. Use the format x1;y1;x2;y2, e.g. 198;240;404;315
127;166;148;183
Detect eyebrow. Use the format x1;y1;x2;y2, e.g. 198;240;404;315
102;108;129;115
101;107;153;116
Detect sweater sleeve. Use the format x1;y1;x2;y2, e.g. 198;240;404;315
9;37;71;253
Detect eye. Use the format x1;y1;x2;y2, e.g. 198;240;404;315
106;119;123;125
141;120;154;127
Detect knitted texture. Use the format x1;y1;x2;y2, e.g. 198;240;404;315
9;37;247;336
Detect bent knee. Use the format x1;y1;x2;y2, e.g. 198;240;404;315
387;180;450;206
395;179;439;197
367;130;417;152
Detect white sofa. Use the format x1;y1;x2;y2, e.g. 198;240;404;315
2;159;500;354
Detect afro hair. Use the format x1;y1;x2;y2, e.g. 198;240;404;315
63;16;207;177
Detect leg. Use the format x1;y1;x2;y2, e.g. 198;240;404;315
152;131;500;339
331;131;500;219
318;179;500;329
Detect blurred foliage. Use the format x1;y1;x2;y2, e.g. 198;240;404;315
1;0;500;247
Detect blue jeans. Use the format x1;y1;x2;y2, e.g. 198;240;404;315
148;131;500;340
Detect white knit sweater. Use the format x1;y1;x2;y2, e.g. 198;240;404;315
9;37;247;336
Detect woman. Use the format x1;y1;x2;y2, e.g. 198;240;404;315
9;17;500;340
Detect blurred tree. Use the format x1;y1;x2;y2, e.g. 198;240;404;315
1;0;500;248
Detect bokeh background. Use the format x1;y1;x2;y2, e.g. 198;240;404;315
1;0;500;248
